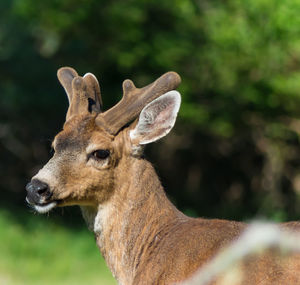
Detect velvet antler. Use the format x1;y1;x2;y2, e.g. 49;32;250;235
57;67;102;120
96;72;181;135
57;67;181;133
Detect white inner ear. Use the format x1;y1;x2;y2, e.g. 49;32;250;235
130;90;181;145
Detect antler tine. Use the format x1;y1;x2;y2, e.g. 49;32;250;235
97;71;181;135
57;67;78;104
67;76;89;117
57;67;103;120
83;73;103;113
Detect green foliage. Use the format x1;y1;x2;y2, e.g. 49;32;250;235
10;0;300;138
0;209;115;285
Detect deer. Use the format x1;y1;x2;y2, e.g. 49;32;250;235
26;67;300;285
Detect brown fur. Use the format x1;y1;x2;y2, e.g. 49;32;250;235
94;155;300;285
29;69;300;285
38;115;300;285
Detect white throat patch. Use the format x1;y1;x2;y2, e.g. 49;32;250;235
81;204;113;234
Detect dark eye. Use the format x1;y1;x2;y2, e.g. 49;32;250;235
92;149;110;160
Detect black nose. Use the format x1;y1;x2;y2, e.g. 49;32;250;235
26;179;52;205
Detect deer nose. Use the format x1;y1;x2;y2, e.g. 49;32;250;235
26;179;52;205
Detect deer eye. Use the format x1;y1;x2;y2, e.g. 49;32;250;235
92;149;110;160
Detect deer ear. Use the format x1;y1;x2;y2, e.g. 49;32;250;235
130;91;181;145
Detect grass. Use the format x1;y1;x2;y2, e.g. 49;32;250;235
0;207;115;285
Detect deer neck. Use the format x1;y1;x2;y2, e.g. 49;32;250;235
81;158;183;285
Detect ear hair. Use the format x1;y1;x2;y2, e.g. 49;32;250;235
129;90;181;146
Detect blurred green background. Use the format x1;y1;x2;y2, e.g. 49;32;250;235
1;0;300;284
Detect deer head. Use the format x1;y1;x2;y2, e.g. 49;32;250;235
25;67;181;214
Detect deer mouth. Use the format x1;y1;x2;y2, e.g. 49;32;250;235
34;201;58;214
26;197;58;214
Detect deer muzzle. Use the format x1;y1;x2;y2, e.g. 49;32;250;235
26;179;57;213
